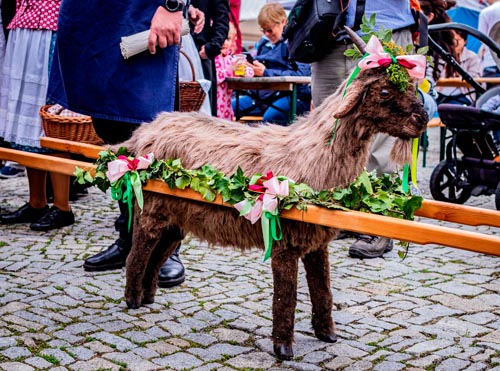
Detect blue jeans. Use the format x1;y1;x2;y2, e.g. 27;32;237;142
232;94;310;126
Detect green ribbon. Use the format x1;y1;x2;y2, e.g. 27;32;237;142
130;171;144;211
261;210;283;262
329;65;362;145
402;163;409;194
110;171;144;232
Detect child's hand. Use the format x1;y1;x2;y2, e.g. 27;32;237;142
199;45;208;60
249;60;266;77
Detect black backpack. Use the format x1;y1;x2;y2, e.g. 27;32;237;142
283;0;365;64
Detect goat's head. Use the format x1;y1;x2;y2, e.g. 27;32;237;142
334;68;428;140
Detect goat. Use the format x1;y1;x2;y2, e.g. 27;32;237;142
118;43;428;360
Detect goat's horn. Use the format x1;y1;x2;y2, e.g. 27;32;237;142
344;26;366;54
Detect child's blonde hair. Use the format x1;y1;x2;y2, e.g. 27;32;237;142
257;2;287;27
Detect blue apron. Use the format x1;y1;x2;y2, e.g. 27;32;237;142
48;0;178;123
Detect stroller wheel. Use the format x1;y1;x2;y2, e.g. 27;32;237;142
430;160;472;204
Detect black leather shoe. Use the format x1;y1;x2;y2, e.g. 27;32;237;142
0;203;49;224
83;238;131;272
158;246;185;288
30;206;75;231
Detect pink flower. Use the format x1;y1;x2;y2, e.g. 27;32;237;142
106;153;154;183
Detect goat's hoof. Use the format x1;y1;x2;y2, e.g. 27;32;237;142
316;332;338;343
142;295;155;305
126;297;142;309
274;343;294;361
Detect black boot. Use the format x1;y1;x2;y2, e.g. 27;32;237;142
83;237;131;271
158;244;185;288
83;201;131;272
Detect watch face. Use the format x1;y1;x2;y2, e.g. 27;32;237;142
165;0;181;11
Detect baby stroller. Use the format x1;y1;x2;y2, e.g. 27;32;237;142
427;23;500;210
430;99;500;209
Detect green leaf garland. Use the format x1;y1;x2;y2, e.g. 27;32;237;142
75;148;423;258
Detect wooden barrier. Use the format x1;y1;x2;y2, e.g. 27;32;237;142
436;77;500;88
1;138;499;257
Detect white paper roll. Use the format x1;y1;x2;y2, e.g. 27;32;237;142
120;19;190;59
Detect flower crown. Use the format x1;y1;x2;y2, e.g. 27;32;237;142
345;15;428;92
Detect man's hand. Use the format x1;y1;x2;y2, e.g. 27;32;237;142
249;60;266;77
148;6;183;54
188;6;204;34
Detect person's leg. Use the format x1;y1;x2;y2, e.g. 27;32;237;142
27;168;48;209
311;45;354;106
158;242;185;288
262;96;309;125
30;168;75;231
85;118;185;287
231;94;263;117
263;96;290;125
84;199;133;271
0;167;49;223
200;58;217;116
83;118;138;271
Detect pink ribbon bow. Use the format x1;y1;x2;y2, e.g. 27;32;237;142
106;153;154;182
234;173;289;224
358;35;426;79
262;177;289;213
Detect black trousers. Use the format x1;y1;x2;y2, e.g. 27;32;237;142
91;118;139;244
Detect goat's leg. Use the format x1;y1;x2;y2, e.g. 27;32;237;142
125;215;164;309
271;247;300;361
302;246;337;343
141;225;184;304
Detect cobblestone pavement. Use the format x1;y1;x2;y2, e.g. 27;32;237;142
1;127;500;371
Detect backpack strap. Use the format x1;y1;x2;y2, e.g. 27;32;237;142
353;0;366;31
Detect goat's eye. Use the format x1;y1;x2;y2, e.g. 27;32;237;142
380;89;390;99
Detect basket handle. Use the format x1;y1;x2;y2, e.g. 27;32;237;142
179;49;196;82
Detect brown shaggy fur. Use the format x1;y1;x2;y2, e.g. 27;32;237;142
119;68;428;360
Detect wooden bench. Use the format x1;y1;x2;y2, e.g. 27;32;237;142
0;137;499;257
236;115;264;123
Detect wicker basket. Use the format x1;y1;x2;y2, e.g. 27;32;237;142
179;50;206;112
40;105;104;145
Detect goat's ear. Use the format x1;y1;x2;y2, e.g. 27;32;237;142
333;80;365;118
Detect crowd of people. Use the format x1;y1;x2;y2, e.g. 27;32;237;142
1;0;500;286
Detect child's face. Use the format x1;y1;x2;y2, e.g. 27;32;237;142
454;34;466;54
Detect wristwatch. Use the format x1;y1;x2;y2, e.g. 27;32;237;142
164;0;184;12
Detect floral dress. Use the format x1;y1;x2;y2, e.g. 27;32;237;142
215;53;235;120
214;53;253;120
